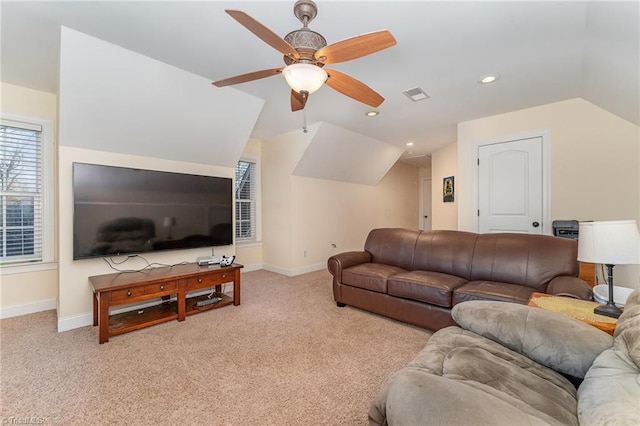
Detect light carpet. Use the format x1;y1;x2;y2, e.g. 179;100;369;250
0;269;430;425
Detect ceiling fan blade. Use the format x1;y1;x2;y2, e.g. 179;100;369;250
325;68;384;107
212;67;283;87
225;9;300;60
291;90;307;111
314;30;396;64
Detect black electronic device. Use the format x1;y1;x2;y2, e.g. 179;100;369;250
552;220;579;240
72;163;233;259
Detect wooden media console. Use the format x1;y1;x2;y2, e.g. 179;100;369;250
89;262;243;344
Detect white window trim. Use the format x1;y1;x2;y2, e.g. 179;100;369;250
0;113;55;271
237;155;261;243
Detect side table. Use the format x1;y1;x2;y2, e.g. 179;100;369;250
527;292;617;336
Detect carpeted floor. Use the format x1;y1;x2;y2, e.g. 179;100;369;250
0;269;430;425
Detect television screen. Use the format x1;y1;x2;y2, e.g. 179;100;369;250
73;163;233;259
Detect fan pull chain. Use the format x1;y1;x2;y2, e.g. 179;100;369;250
302;108;308;133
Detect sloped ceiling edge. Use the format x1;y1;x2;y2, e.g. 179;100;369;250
292;122;404;186
59;27;264;168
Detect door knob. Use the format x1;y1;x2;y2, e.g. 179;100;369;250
532;221;540;228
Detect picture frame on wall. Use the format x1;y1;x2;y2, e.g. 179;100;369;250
443;176;454;202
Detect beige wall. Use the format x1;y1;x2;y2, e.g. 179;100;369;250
262;127;419;275
457;98;640;288
431;142;458;230
0;83;59;314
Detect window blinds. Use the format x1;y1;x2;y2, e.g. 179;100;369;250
0;119;43;263
235;161;256;240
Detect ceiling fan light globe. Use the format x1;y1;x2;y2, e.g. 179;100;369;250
282;63;327;94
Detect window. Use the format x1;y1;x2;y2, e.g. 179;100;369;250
0;118;47;265
235;160;256;241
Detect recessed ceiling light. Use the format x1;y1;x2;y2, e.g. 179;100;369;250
479;74;500;84
406;142;414;147
365;110;379;117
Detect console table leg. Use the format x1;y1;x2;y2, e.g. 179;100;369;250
233;269;241;306
93;292;98;326
177;281;186;322
99;297;110;344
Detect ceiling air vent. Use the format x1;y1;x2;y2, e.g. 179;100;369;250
403;87;430;102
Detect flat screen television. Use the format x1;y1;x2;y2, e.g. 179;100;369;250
73;162;233;260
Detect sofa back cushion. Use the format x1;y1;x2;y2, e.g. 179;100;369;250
364;228;420;271
577;288;640;425
471;233;579;291
413;230;478;280
614;287;640;367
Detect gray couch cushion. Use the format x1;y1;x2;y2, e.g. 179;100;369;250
577;287;640;425
371;326;579;425
451;300;612;378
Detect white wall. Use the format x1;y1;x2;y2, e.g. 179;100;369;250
0;83;58;318
262;126;419;275
457;98;640;288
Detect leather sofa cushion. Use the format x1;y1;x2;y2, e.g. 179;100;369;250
412;230;478;280
388;271;467;308
453;281;534;305
342;263;406;293
471;233;579;291
364;228;420;271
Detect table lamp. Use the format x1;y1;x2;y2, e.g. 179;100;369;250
578;220;640;318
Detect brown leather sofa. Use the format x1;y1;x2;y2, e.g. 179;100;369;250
327;228;593;331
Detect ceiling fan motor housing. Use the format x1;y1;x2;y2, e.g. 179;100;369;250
284;28;327;64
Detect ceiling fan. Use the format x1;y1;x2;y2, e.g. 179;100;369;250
212;0;397;112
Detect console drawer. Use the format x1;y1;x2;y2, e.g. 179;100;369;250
146;281;177;294
111;286;146;301
187;271;232;290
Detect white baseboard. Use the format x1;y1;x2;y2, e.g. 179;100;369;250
57;312;93;332
0;299;57;319
262;263;326;277
240;263;263;273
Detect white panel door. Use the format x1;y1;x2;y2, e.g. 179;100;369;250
421;178;432;230
478;137;543;233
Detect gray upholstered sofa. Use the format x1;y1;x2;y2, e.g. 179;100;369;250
370;287;640;425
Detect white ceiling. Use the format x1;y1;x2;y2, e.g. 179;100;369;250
1;1;638;164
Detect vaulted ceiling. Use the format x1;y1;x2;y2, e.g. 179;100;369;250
2;1;638;163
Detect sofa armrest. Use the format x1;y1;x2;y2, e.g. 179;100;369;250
547;276;593;300
327;251;372;282
451;301;612;378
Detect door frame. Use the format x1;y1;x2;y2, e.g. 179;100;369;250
419;177;432;230
472;130;552;235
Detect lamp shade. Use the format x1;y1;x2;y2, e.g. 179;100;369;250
282;63;327;94
578;220;640;264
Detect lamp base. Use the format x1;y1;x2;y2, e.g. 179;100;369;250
594;303;622;319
